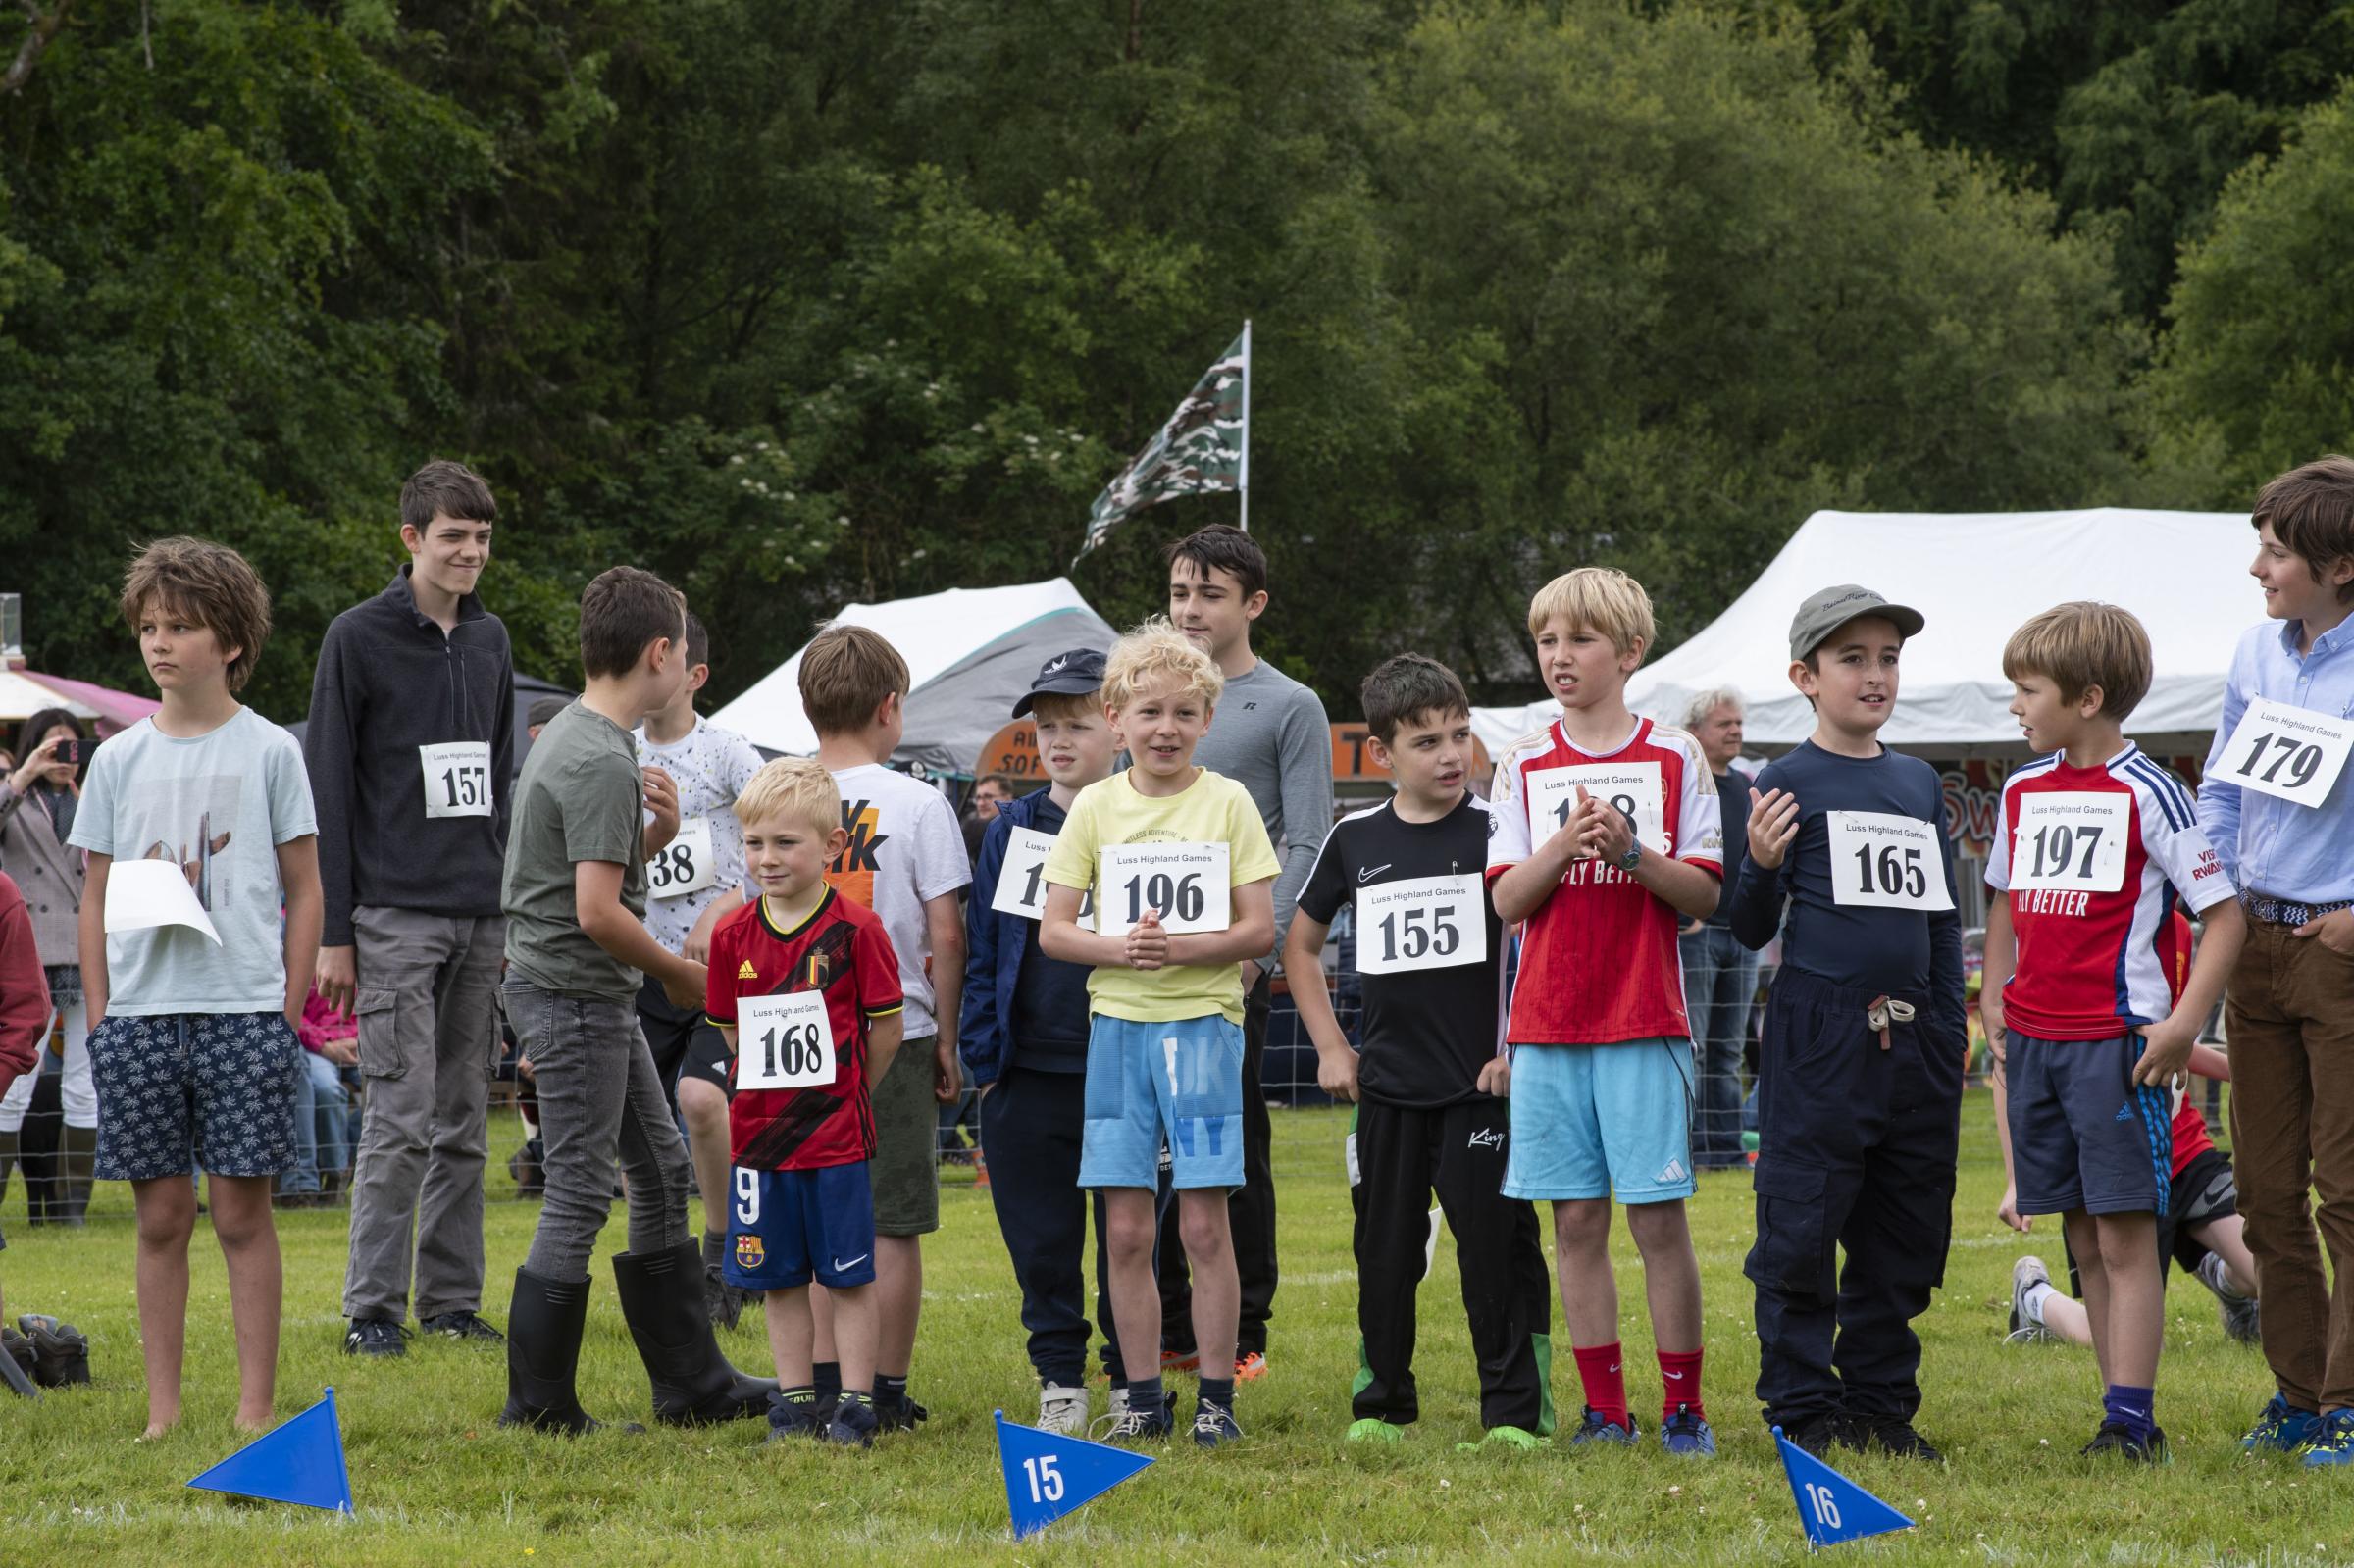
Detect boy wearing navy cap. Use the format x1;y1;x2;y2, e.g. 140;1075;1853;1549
1727;585;1968;1461
961;648;1134;1434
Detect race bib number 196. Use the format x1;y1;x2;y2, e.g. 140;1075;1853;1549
1825;811;1953;911
1356;874;1487;976
735;991;836;1091
420;741;493;821
1095;842;1230;936
2218;696;2354;809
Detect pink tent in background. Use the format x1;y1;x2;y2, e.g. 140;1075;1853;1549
16;670;161;735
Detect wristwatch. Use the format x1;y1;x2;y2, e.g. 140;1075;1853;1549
1616;809;1643;872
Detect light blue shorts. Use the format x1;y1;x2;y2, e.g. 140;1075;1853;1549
1078;1013;1245;1191
1503;1038;1696;1204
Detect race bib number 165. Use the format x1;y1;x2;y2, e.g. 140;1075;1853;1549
1825;811;1953;911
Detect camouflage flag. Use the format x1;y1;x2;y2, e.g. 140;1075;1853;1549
1075;329;1249;565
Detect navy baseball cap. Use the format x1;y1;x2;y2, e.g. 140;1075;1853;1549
1012;648;1108;717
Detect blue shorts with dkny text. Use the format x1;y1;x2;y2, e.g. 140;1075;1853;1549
88;1011;299;1182
1078;1013;1245;1191
1502;1037;1697;1203
723;1162;878;1290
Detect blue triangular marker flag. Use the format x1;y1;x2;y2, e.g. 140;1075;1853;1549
187;1387;354;1514
995;1407;1153;1538
1772;1426;1913;1548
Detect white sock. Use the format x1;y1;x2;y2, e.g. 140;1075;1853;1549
2021;1281;2056;1325
2197;1250;2250;1302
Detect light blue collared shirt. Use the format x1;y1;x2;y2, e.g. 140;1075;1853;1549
2197;617;2354;905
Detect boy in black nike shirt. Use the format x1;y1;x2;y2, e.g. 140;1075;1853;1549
1286;655;1554;1447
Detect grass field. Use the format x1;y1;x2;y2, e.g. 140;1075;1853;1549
1;1085;2344;1566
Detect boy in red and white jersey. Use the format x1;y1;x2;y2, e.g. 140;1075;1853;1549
1982;602;2245;1462
1487;567;1724;1455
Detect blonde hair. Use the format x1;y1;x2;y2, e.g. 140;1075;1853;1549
1027;689;1101;726
798;623;910;736
1526;567;1655;657
2001;602;2153;721
733;757;842;839
1101;617;1223;712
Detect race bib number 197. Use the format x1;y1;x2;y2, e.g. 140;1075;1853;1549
2011;792;2129;893
420;741;493;821
2217;696;2354;809
1825;811;1953;911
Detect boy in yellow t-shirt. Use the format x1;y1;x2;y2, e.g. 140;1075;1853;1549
1040;619;1279;1449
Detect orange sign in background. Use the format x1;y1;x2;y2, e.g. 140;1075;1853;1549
975;719;1045;782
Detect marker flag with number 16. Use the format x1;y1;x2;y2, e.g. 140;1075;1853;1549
1772;1426;1913;1548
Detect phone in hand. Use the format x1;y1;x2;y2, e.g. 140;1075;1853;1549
59;737;97;768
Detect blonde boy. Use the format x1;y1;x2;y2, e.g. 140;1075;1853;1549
705;759;904;1446
1487;568;1723;1454
1039;620;1280;1446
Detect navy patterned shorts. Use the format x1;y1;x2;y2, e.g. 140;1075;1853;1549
88;1011;299;1182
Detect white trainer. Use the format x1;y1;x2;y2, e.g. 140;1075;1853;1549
1037;1384;1089;1435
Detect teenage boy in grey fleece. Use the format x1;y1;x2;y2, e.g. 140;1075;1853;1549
1165;524;1333;1376
305;460;514;1358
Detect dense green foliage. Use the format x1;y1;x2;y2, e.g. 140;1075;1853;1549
2;1;2347;724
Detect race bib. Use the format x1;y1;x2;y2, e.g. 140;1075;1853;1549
990;828;1094;924
1825;811;1953;911
2011;792;2130;894
734;991;836;1091
647;815;718;899
1525;762;1667;854
1356;874;1488;976
2217;696;2354;809
1096;842;1230;936
420;741;492;820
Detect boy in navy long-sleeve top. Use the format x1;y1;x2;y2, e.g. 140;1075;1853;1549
1727;585;1967;1462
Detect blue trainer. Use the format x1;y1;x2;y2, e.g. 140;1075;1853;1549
1568;1404;1640;1447
2243;1392;2328;1454
1661;1403;1716;1457
2301;1410;2354;1467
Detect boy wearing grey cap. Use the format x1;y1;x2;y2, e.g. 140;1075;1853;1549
1724;586;1967;1462
960;649;1138;1434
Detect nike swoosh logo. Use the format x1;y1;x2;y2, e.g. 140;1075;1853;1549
1358;864;1392;883
831;1253;870;1272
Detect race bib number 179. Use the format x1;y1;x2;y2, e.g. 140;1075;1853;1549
1825;811;1953;911
2217;696;2354;809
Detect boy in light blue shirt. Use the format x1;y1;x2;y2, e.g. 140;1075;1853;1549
2195;455;2354;1463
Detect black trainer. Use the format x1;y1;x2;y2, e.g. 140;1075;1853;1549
422;1310;505;1345
2082;1421;2168;1463
1856;1414;1943;1461
827;1391;883;1448
344;1317;411;1357
1782;1411;1856;1458
875;1392;931;1433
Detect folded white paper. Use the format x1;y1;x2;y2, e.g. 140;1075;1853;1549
105;857;223;944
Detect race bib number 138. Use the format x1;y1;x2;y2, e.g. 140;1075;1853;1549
1825;811;1953;911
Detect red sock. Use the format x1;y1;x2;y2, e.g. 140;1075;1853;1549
1572;1341;1628;1430
1659;1347;1704;1421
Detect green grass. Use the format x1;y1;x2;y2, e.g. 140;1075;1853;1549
1;1087;2344;1566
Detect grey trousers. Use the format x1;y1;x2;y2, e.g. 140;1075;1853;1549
502;981;692;1284
340;906;504;1322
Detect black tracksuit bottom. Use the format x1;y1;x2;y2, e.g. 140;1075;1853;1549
1158;974;1278;1358
979;1063;1131;1388
1745;968;1963;1430
1351;1095;1554;1433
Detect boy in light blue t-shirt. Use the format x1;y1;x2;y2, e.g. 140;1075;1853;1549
71;537;321;1441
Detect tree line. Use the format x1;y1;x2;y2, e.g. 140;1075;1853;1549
5;0;2350;726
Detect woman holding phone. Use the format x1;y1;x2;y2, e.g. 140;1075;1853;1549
0;707;96;1223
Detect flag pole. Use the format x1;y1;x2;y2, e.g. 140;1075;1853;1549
1237;319;1253;533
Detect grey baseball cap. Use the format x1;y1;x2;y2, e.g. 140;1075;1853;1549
1788;584;1925;661
1012;647;1108;717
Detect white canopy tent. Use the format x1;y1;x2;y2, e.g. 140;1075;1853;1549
711;578;1117;778
1472;508;2256;759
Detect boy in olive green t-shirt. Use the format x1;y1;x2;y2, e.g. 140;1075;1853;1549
1040;620;1279;1449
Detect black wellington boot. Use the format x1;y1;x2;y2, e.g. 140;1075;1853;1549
612;1240;775;1425
497;1267;615;1435
16;1314;90;1387
0;1327;38;1399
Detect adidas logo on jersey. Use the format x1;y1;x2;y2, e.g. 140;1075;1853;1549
737;959;757;981
1656;1157;1688;1185
1466;1128;1505;1151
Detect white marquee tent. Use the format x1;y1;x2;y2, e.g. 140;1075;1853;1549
711;578;1117;777
1471;507;2257;759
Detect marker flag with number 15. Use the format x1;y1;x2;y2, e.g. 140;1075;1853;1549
995;1408;1154;1538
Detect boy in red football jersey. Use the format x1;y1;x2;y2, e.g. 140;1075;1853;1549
1982;602;2244;1461
706;758;904;1447
1487;568;1724;1455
